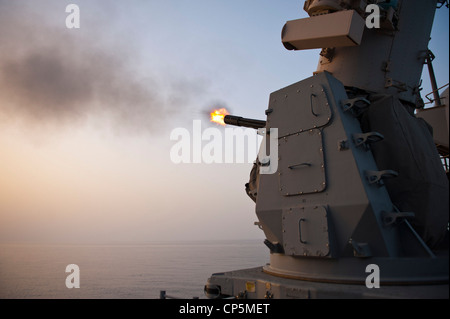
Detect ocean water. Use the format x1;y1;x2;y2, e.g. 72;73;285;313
0;240;268;299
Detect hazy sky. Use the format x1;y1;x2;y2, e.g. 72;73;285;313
0;1;448;243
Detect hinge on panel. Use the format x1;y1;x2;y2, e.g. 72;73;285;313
385;78;408;92
341;97;371;116
382;211;415;227
366;170;398;185
353;132;384;150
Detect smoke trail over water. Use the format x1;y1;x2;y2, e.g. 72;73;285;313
0;1;202;135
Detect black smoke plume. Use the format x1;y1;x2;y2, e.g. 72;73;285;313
0;1;203;135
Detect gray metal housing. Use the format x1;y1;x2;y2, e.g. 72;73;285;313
205;0;448;298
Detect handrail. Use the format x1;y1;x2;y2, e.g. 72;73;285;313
159;290;199;299
424;83;449;105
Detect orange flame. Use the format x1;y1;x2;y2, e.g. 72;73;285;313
210;108;229;126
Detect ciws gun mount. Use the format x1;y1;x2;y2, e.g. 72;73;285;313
205;0;449;299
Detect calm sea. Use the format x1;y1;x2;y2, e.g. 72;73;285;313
0;240;268;299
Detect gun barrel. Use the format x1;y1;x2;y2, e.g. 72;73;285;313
224;115;266;129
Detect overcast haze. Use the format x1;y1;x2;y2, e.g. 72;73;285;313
0;1;448;243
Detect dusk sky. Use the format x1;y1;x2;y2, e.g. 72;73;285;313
0;1;448;243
